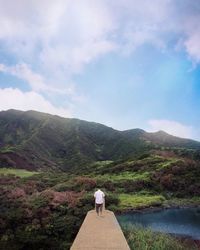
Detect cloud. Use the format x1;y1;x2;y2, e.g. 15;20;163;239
109;0;171;54
0;63;48;92
0;0;116;74
0;0;200;123
112;0;200;63
0;0;200;80
40;40;117;76
0;88;72;117
0;62;83;103
148;119;194;139
0;0;118;109
184;33;200;63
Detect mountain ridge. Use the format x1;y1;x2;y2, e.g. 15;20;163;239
0;109;199;171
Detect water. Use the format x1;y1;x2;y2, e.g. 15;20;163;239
117;207;200;239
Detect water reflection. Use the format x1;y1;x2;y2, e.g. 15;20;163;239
117;208;200;239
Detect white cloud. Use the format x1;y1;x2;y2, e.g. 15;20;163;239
0;62;82;103
0;0;116;74
183;27;200;63
0;63;48;92
0;88;72;117
0;0;118;109
109;0;171;54
172;7;200;64
40;40;117;75
148;119;194;139
0;0;200;122
39;0;117;75
0;0;200;80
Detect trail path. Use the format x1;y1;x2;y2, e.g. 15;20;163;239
70;210;130;250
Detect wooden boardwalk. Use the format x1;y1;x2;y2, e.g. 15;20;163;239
70;210;130;250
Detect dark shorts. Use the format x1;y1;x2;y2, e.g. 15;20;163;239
95;203;103;213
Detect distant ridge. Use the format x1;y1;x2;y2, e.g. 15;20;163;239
0;109;199;171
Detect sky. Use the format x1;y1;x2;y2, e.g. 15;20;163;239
0;0;200;140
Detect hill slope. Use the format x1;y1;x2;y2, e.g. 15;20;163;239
0;109;199;171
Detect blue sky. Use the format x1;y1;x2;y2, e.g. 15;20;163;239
0;0;200;140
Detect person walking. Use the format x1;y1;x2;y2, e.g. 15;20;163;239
94;189;105;216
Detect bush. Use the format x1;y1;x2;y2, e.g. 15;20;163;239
74;177;97;191
105;193;119;207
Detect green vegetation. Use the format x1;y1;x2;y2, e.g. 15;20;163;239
163;197;200;207
95;171;150;182
1;159;199;249
0;110;200;249
0;168;39;177
156;158;183;170
0;109;200;171
118;193;165;209
1;147;200;249
0;146;15;153
0;172;119;250
122;224;199;250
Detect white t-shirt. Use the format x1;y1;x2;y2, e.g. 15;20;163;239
94;190;105;204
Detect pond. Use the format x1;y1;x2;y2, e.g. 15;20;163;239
117;207;200;239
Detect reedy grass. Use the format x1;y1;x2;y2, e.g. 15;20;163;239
121;224;198;250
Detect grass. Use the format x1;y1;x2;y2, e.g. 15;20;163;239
95;171;150;182
0;146;16;153
156;158;183;170
121;224;198;250
0;168;39;178
164;197;200;207
93;160;114;166
118;193;166;209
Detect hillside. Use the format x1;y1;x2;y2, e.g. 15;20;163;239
1;153;200;249
0;109;200;171
1;110;200;250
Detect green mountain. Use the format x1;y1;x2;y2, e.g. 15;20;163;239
1;110;200;250
0;109;200;171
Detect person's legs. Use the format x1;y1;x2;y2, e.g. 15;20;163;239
99;203;103;215
95;203;98;214
96;203;100;215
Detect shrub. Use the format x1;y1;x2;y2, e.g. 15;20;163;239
105;193;119;207
74;176;97;191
